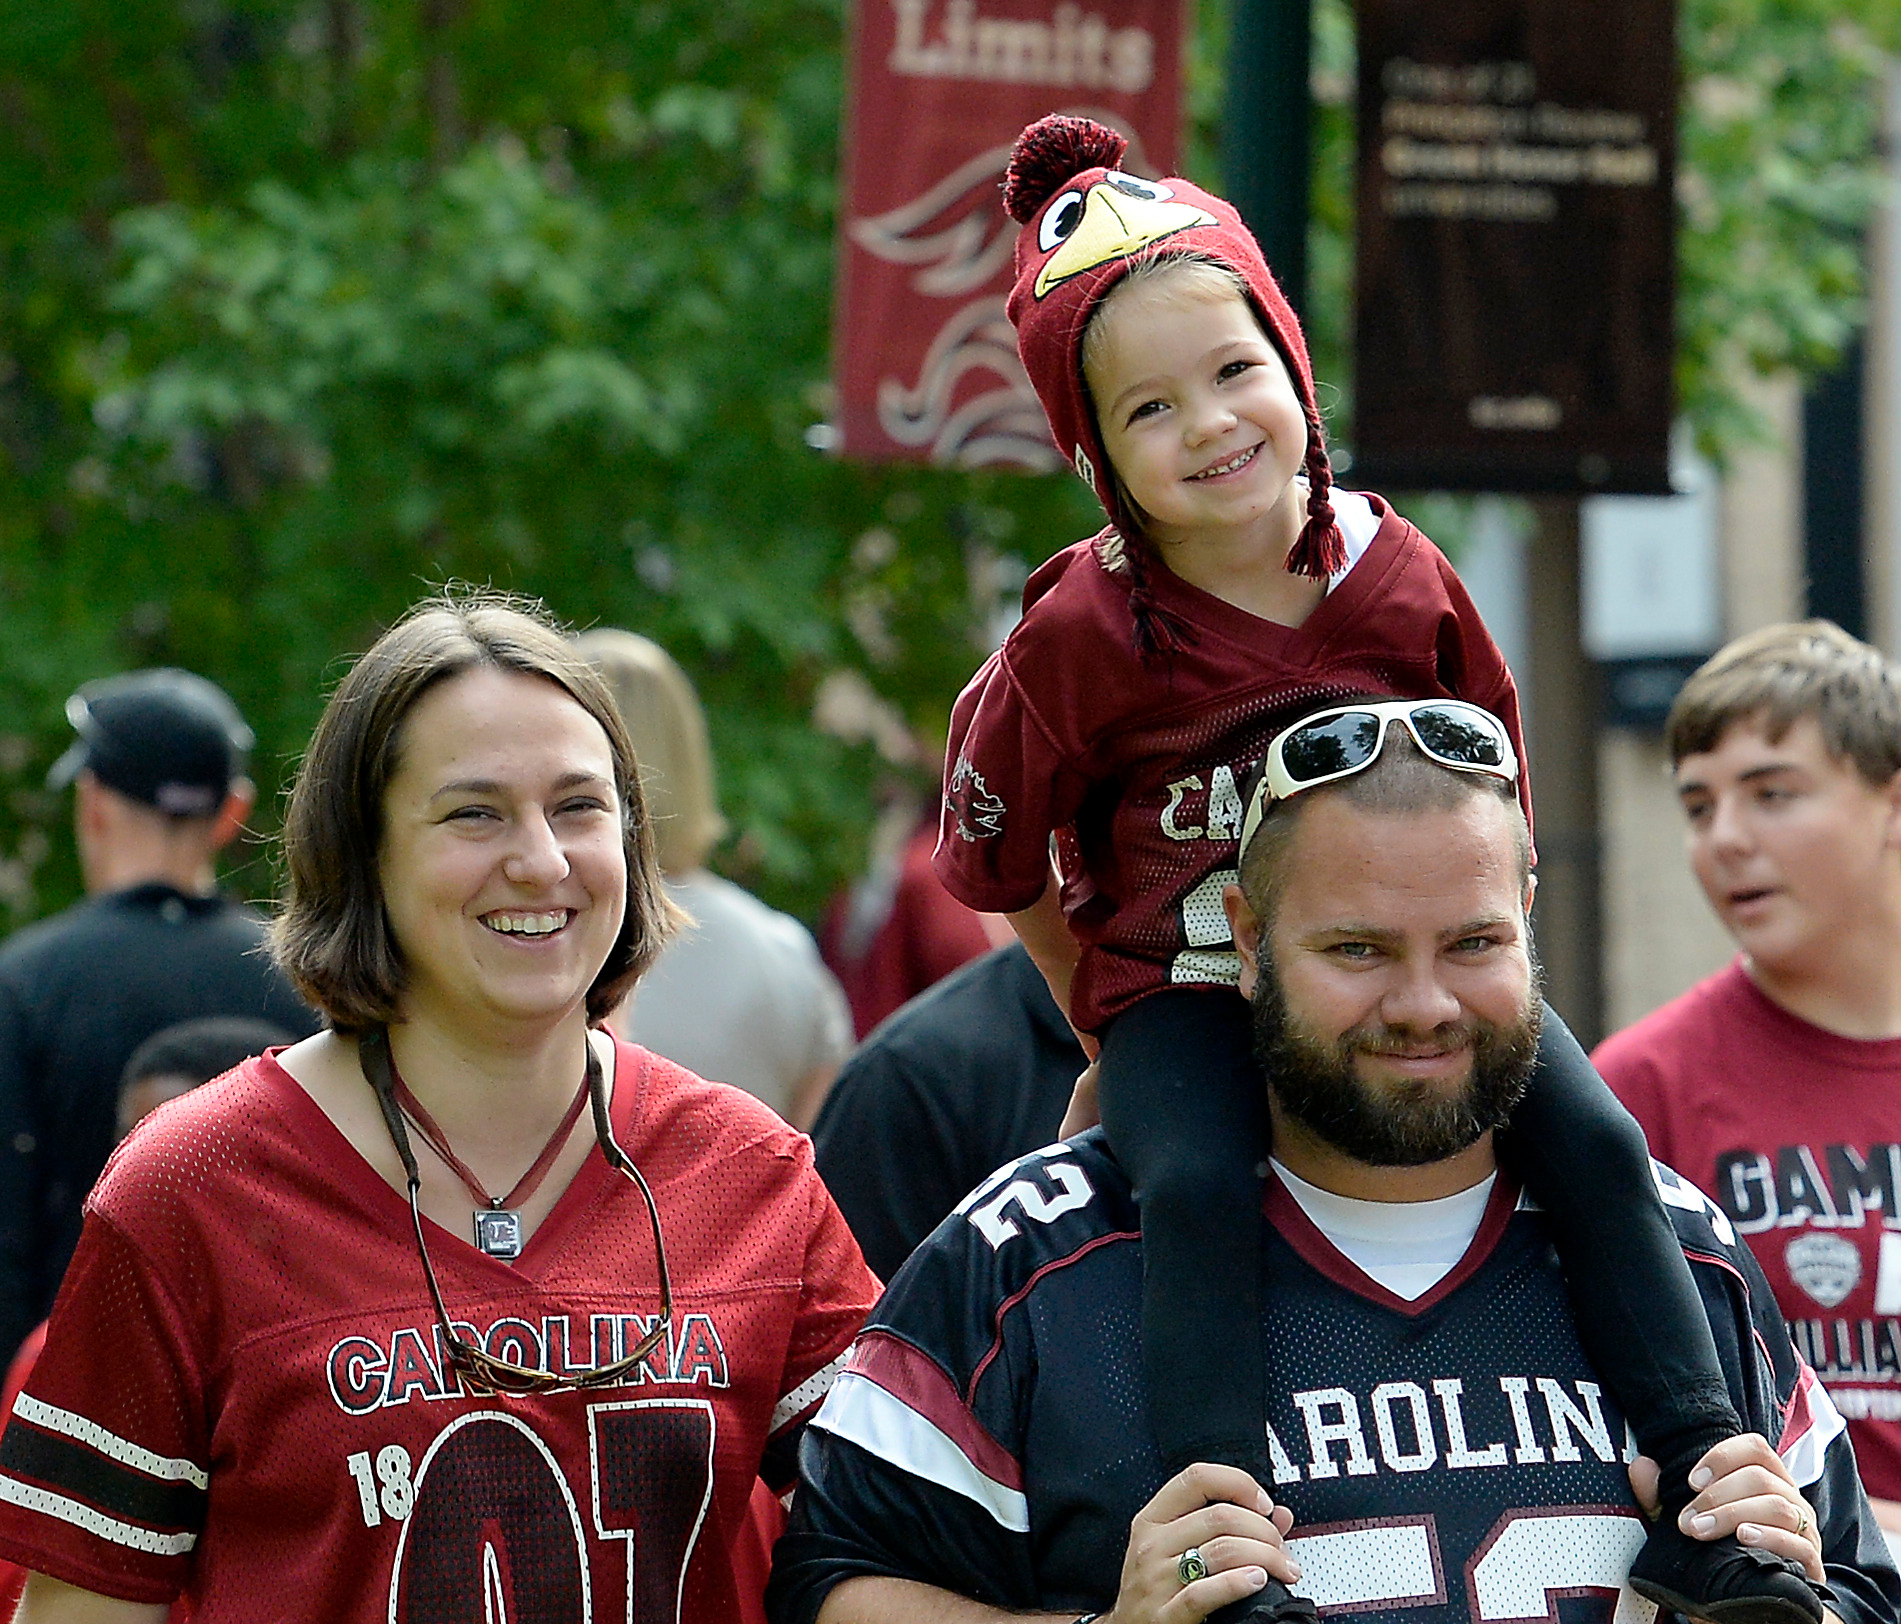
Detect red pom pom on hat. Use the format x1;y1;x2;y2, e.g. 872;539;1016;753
1001;115;1129;224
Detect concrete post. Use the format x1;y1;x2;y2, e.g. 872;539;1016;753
1597;732;1737;1034
1593;374;1809;1040
1721;371;1808;635
1525;499;1604;1043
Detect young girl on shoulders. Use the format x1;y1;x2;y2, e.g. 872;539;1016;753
935;114;1820;1624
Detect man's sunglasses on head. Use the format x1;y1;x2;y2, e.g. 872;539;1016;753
1238;699;1519;858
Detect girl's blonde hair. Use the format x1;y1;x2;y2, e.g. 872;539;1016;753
571;627;727;875
1079;252;1251;385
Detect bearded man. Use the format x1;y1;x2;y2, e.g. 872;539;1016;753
768;704;1897;1624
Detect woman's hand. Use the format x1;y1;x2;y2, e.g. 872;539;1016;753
1103;1462;1299;1623
1629;1435;1824;1582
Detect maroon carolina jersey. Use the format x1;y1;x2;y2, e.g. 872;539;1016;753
0;1040;878;1621
1599;960;1901;1500
935;493;1527;1033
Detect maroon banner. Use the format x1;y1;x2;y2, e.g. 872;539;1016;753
1352;0;1677;494
832;0;1186;469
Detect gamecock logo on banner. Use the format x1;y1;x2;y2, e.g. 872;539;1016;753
832;0;1185;470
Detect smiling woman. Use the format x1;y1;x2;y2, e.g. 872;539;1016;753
0;592;879;1624
273;594;671;1034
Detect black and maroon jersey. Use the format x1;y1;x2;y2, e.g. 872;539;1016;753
769;1134;1899;1624
933;493;1527;1033
0;1041;879;1622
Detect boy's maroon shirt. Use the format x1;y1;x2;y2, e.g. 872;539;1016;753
935;494;1528;1034
1598;961;1901;1501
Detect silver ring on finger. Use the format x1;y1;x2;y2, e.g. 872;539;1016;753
1177;1547;1209;1587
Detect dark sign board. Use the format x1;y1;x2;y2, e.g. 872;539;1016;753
1352;0;1676;494
832;0;1185;469
1599;654;1705;729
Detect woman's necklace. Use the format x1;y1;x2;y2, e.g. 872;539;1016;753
373;1033;594;1260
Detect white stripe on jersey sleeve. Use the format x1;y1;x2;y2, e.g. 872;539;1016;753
1652;1161;1737;1246
0;1474;197;1556
13;1394;209;1489
1781;1365;1849;1489
771;1350;850;1437
812;1370;1031;1533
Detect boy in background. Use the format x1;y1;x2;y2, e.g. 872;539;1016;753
1598;621;1901;1536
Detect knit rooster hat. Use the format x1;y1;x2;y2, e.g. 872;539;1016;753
1003;115;1343;631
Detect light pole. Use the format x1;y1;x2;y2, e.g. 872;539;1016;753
1223;0;1312;318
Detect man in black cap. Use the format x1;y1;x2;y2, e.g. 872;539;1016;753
0;670;315;1359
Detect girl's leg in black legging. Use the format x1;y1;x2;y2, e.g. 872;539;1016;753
1097;987;1312;1624
1503;1005;1817;1621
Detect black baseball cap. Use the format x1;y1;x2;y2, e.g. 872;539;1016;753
47;669;254;817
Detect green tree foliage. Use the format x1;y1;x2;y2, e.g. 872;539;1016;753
1675;0;1894;456
0;0;1098;921
0;0;1890;927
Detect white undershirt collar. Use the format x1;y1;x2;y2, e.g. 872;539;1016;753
1270;1158;1495;1301
1324;489;1380;591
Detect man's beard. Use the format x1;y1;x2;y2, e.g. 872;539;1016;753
1251;958;1542;1167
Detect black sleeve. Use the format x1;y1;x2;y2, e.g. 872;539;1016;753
262;968;321;1039
238;907;318;1040
811;1044;972;1282
1679;1175;1901;1624
812;947;1088;1283
766;1433;1033;1624
770;1137;1126;1624
0;982;41;1363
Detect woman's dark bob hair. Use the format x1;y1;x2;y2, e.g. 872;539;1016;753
271;590;679;1032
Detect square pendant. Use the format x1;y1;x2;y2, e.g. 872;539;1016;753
474;1208;524;1260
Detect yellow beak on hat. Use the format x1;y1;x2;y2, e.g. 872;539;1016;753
1033;183;1219;299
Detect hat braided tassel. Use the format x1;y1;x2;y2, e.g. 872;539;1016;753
1124;546;1198;660
1284;431;1346;579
